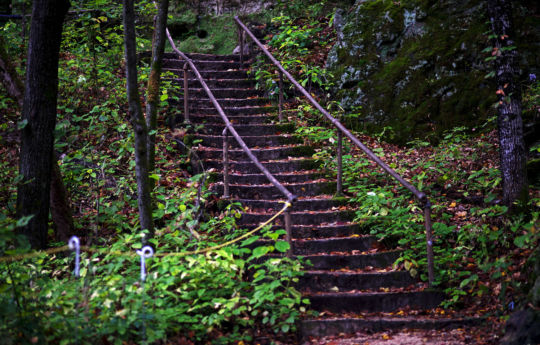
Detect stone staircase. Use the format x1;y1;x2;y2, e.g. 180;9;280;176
163;52;477;339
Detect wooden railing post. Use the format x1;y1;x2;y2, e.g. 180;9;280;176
284;208;292;257
336;129;343;196
222;128;230;198
278;71;284;122
237;24;244;65
424;201;435;287
183;62;190;124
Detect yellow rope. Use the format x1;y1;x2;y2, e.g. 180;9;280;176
0;202;291;263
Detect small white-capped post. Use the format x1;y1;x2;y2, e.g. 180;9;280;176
68;236;80;277
137;246;154;282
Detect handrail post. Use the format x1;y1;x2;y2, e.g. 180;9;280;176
278;71;284;122
336;129;343;196
284;207;292;257
423;200;435;287
222;128;230;199
183;62;190;124
237;24;244;65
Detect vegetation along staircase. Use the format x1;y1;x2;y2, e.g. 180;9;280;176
162;51;478;339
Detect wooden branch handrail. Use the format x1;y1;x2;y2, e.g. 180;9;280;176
165;28;296;205
235;16;435;286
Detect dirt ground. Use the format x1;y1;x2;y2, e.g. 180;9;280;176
300;327;501;345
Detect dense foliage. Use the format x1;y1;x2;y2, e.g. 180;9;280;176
0;1;306;343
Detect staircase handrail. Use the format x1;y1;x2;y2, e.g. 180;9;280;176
234;16;435;286
165;28;296;204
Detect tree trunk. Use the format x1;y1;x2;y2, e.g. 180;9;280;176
487;0;528;208
1;34;75;243
123;0;154;235
145;0;169;175
50;153;74;242
16;0;70;249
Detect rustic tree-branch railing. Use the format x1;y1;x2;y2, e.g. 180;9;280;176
234;16;436;286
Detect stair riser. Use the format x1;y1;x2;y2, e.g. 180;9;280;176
305;252;400;270
293;237;375;255
164;68;249;79
189;106;277;116
308;291;444;313
189;114;271;125
173;88;263;99
164;78;256;88
154;52;246;61
164;59;244;70
205;159;319;174
239;223;363;239
215;182;338;200
299;271;415;292
199;146;314;161
236;199;349;212
221;173;323;185
196;135;302;148
198;123;295;136
238;209;352;226
171;98;271;107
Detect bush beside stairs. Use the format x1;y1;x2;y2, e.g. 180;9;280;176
163;52;480;340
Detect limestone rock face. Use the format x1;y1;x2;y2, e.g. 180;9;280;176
326;0;539;143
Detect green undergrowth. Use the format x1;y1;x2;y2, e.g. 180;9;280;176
0;210;306;344
0;1;307;343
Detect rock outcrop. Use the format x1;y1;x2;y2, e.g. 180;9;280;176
326;0;539;143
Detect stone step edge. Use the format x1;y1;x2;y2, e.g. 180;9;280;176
299;316;485;338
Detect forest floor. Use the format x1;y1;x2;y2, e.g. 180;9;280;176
301;326;498;345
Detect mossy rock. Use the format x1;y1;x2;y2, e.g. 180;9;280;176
327;0;540;144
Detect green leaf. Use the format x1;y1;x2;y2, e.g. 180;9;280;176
241;236;259;247
251;246;270;259
17;119;28;129
274;240;290;253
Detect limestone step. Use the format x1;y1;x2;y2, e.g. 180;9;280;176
306;290;445;313
198;145;314;161
189;105;277;116
238;208;353;226
171;97;271;108
299;271;416;292
198;123;295;136
164;68;249;79
204;158;319;173
299;317;483;339
173;87;263;99
194;134;302;148
164;58;244;70
235;197;349;212
221;171;324;185
239;223;364;239
214;181;338;200
164;77;255;89
303;251;401;270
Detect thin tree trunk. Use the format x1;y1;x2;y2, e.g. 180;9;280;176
487;0;528;208
0;36;24;108
146;0;169;176
16;0;70;249
1;34;74;242
123;0;154;235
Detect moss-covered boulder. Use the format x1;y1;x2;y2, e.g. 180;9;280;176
326;0;539;143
